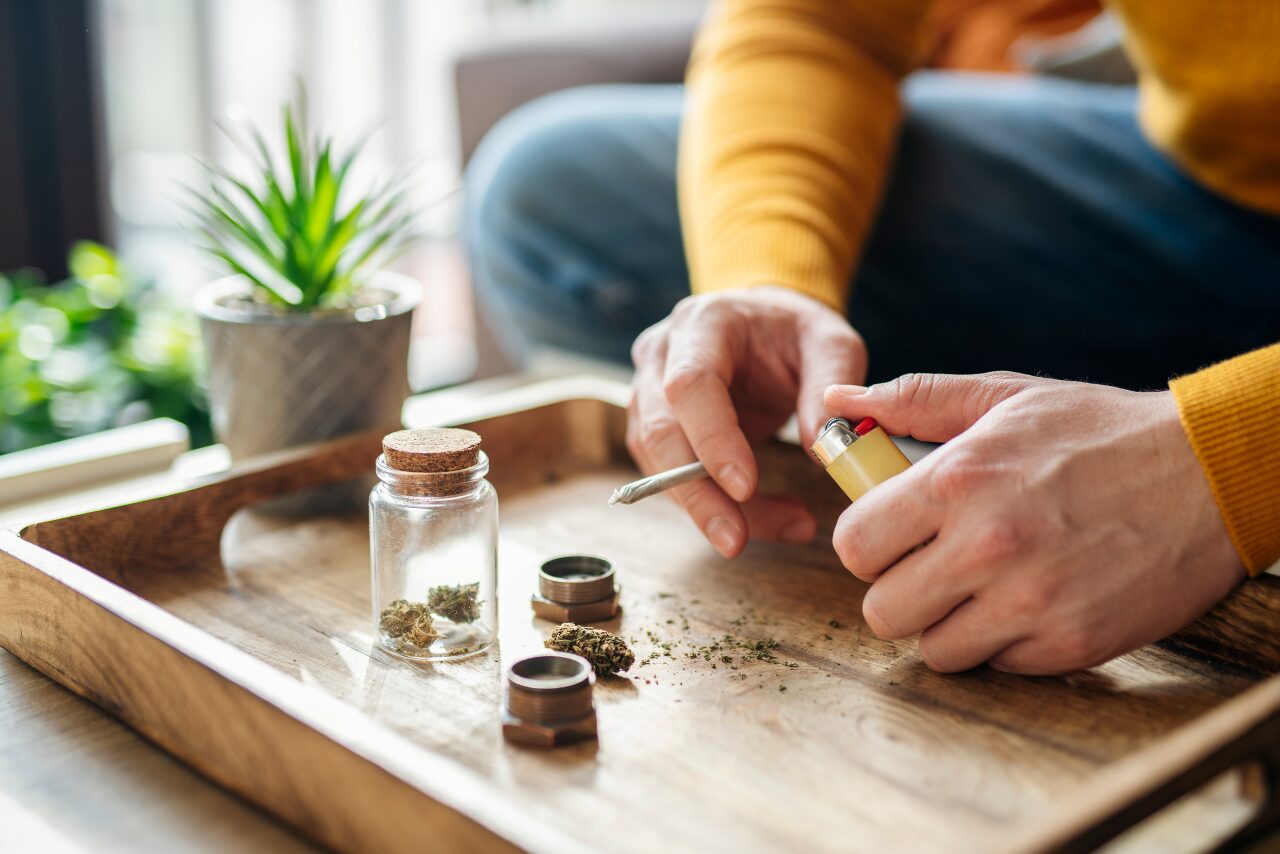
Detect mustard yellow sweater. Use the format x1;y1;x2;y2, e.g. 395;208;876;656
680;0;1280;574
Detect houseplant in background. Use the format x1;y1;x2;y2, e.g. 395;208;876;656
189;97;419;508
0;242;208;454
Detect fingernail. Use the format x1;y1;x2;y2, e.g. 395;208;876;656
706;517;741;556
829;384;868;398
782;519;815;544
718;464;751;501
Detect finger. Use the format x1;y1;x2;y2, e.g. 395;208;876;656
663;318;756;502
625;323;669;471
668;479;750;558
796;320;866;448
824;371;1038;443
741;494;817;545
990;633;1115;676
860;535;977;640
916;597;1026;673
988;640;1071;676
833;468;941;582
632;366;748;557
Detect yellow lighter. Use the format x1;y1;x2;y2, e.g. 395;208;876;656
809;417;912;502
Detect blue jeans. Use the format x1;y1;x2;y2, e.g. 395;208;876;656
464;73;1280;389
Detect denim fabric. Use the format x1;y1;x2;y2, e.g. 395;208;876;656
464;73;1280;389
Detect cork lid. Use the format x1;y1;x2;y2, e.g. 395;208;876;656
382;428;482;473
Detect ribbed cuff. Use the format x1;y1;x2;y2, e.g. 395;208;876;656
1170;343;1280;576
690;218;848;313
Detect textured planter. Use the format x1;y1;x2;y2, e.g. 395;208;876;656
195;273;419;511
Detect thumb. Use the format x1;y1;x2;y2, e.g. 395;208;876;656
796;324;867;448
823;371;1037;442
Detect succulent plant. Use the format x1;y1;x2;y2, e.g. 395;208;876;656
187;93;416;310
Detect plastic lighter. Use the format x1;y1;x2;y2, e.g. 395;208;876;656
809;417;912;502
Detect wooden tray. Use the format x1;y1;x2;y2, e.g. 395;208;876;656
3;376;1280;853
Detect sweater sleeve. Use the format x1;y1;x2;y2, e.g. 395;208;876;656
678;0;933;311
1170;342;1280;576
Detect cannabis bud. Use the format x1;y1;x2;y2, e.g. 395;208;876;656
404;616;440;648
545;623;635;674
379;599;439;649
428;583;481;624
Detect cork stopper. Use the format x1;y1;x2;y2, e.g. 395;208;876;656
382;428;481;473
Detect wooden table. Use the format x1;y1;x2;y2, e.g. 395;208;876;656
2;377;1279;854
0;378;559;853
0;648;314;852
0;445;315;853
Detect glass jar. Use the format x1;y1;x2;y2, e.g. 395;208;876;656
369;429;498;660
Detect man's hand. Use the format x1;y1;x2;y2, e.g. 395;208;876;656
825;372;1245;675
628;286;866;557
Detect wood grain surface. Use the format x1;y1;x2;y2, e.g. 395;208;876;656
4;383;1280;852
0;649;314;853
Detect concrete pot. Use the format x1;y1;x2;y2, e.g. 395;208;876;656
195;273;419;512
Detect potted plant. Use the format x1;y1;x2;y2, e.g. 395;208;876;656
189;99;419;508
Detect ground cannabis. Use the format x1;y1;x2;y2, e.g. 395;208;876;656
379;599;439;650
546;623;635;674
428;582;481;623
620;589;819;694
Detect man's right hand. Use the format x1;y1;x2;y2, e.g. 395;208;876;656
627;286;866;557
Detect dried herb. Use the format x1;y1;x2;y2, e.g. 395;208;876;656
428;583;481;623
404;616;440;648
379;599;439;649
380;599;426;637
546;623;635;674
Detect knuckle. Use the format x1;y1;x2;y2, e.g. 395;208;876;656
662;359;708;403
971;519;1024;562
861;591;899;639
1005;581;1054;620
631;330;657;364
973;371;1031;410
672;294;719;323
823;325;866;364
817;318;860;347
888;372;937;410
988;649;1027;675
917;636;951;673
928;452;992;502
670;295;695;319
1045;627;1099;670
834;517;871;579
636;414;680;453
980;370;1029;385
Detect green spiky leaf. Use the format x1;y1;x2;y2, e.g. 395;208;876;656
185;90;419;310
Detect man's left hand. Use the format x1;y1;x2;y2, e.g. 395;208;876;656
824;372;1245;675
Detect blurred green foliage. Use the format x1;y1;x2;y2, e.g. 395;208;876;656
0;242;211;454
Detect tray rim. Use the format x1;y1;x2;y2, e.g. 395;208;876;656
2;374;1278;853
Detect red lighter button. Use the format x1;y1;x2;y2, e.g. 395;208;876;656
854;417;878;437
